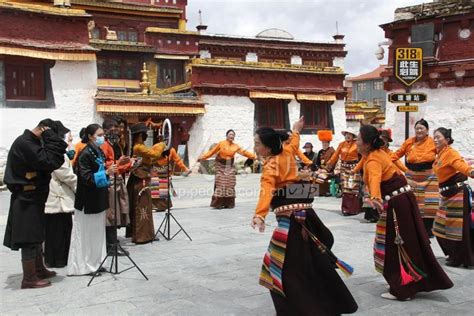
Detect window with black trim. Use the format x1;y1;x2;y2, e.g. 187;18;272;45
255;99;289;130
157;60;185;88
299;101;331;133
97;56;140;80
5;58;45;101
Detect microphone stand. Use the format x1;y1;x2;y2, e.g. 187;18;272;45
88;136;148;286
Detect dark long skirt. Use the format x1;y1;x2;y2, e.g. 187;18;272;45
380;175;453;300
265;195;358;315
4;193;46;250
44;213;72;267
434;177;474;267
126;174;155;244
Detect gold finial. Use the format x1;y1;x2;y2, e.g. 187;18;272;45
140;62;151;95
199;9;202;25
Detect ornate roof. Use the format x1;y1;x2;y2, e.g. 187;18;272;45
391;0;474;22
70;0;182;14
145;27;199;36
0;1;90;17
190;58;344;75
89;39;155;53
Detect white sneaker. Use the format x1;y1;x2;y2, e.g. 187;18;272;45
381;292;411;301
381;292;398;300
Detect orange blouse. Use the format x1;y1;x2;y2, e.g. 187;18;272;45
133;142;165;167
156;147;188;172
363;149;402;200
327;140;358;166
354;148;407;174
71;142;87;166
255;132;300;218
393;136;436;164
433;146;472;183
101;141;132;174
200;140;257;161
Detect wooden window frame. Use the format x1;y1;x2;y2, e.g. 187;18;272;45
97;56;141;80
5;58;46;101
254;99;289;130
157;59;185;88
299;101;331;134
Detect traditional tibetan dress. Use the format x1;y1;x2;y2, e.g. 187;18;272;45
393;136;439;235
256;132;358;315
363;149;452;300
150;147;189;211
127;142;165;244
432;146;474;267
200;140;256;209
327;140;362;215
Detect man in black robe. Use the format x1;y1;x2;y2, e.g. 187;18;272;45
3;119;68;289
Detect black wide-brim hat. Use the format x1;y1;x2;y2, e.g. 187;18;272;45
130;122;148;135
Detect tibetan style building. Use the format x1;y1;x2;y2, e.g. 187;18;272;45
0;0;350;172
380;0;474;155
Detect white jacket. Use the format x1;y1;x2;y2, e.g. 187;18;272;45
45;155;77;214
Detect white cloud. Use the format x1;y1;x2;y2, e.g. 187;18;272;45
187;0;425;76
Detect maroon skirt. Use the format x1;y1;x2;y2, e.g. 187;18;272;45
381;174;453;300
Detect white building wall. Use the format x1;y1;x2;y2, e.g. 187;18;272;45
187;95;255;169
0;61;98;183
385;87;474;157
331;99;347;146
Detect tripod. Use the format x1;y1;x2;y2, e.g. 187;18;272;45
154;152;192;241
88;145;148;286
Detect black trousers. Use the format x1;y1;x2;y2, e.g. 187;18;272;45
44;213;72;267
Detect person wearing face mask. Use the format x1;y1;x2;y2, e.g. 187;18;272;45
101;119;133;255
432;127;474;268
68;124;117;276
251;117;358;315
3;119;68;289
325;128;362;216
392;119;439;238
126;123;166;244
198;129;257;209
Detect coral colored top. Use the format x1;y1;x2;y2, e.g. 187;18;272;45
156;147;188;172
133;142;165;167
433;146;472;183
101;141;132;174
254;132;300;218
200;140;256;161
362;149;402;200
393;136;436;164
327;140;358;166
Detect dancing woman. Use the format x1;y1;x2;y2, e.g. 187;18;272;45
326;128;362;216
432;127;474;268
392;119;439;237
357;125;452;301
199;130;256;209
251;117;358;315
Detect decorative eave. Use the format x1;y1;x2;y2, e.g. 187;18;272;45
145;27;200;36
90;39;155;53
95;91;204;105
70;0;182;18
0;37;97;61
190;58;345;75
0;1;90;17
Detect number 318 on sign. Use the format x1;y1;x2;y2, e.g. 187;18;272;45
396;48;422;59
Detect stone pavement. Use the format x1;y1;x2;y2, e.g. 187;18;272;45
0;174;473;315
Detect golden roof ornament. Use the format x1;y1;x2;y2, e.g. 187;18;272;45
140;62;151;95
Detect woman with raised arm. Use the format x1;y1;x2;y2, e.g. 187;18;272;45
252;117;358;315
199;130;256;209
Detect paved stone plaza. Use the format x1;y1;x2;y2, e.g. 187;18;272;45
1;174;473;315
